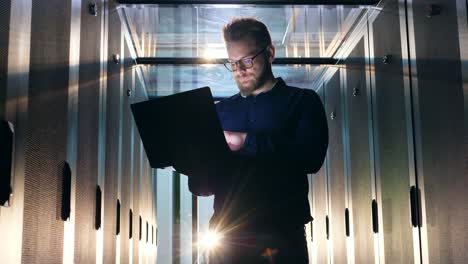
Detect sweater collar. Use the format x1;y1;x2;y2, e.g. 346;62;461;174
239;77;285;98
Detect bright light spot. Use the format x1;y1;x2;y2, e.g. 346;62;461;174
202;47;227;59
205;4;242;8
201;46;227;68
205;43;225;48
116;235;121;264
201;64;216;68
200;230;223;250
96;229;103;264
63;220;75;264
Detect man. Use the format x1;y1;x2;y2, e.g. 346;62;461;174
207;18;328;263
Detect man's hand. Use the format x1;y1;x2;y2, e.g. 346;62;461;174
223;131;247;151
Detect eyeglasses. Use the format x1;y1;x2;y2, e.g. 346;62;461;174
224;47;267;72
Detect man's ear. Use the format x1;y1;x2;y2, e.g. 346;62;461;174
268;44;275;63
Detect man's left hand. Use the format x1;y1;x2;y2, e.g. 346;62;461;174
223;131;247;151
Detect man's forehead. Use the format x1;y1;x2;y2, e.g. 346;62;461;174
226;39;259;50
226;40;260;58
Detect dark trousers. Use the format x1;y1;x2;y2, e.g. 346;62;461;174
208;225;308;264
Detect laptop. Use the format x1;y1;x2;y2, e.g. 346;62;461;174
130;87;232;179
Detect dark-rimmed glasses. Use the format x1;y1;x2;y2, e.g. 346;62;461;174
224;47;267;72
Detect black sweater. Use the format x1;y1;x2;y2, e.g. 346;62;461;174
211;78;328;230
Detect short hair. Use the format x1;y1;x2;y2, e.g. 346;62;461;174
223;18;272;49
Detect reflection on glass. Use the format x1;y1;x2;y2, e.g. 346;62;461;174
123;5;364;59
146;64;322;98
321;6;367;56
321;7;339;52
123;5;365;98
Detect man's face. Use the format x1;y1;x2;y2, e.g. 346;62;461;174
226;39;273;96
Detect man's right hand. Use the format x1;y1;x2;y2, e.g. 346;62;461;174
223;131;247;152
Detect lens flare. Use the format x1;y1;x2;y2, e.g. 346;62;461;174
200;230;223;250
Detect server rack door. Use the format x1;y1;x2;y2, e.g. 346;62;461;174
1;1;30;263
132;132;142;261
132;78;142;264
311;86;330;264
21;0;71;262
372;0;416;262
0;0;12;259
73;1;101;262
119;39;134;264
311;167;329;264
0;0;11;211
0;0;10;118
346;37;376;263
325;70;348;264
456;1;468;262
411;0;467;262
103;8;123;264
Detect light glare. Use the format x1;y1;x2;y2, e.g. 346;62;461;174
203;47;227;59
200;230;222;250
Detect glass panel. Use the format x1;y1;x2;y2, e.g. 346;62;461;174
145;64;324;98
122;5;365;97
321;6;339;52
180;176;193;264
197;196;214;263
123;5;365;59
321;5;366;56
156;168;173;263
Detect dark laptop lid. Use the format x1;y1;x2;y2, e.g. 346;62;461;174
130;87;230;172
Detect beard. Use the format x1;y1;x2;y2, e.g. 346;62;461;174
235;64;271;96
